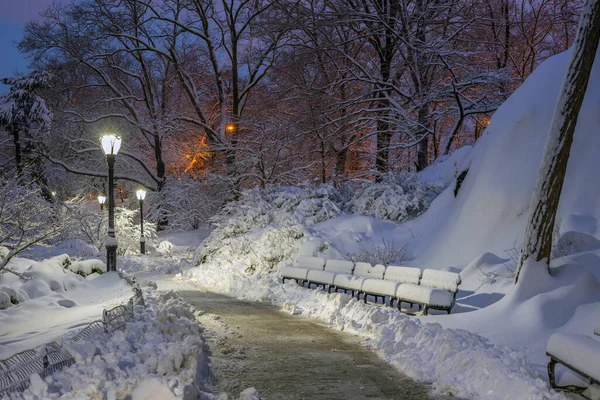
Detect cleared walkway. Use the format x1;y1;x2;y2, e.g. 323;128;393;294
179;291;447;400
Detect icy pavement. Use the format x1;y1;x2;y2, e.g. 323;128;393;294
179;290;450;400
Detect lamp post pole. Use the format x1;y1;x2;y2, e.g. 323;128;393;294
136;189;147;254
101;134;121;273
106;154;117;271
139;198;145;254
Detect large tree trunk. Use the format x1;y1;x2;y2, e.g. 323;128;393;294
515;0;600;284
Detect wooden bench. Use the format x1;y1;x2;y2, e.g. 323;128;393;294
546;331;600;399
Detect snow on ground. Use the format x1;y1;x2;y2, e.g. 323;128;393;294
0;255;130;359
13;289;215;399
0;234;222;399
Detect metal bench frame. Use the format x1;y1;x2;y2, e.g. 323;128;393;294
547;353;600;399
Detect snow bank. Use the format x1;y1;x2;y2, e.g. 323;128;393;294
0;255;86;310
0;265;130;359
17;290;214;399
407;48;600;269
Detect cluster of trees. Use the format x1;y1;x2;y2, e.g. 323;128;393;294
0;0;583;226
0;0;598;288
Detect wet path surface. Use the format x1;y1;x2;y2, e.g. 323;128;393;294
179;290;447;400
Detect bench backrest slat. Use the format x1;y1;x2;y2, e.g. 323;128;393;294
353;262;372;278
420;269;461;292
369;264;386;280
384;265;421;284
324;259;355;274
296;256;325;270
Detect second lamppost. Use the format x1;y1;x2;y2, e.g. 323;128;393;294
136;189;146;255
101;134;122;272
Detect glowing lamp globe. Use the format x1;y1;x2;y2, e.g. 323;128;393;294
136;189;147;201
101;134;122;156
98;195;106;205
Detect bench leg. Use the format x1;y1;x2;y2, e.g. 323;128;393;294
364;294;367;304
548;358;588;394
423;306;429;315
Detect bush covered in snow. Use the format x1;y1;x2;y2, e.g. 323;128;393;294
197;185;340;274
344;173;445;223
197;176;445;275
209;185;343;237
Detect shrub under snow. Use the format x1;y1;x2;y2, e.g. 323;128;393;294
345;173;445;223
197;185;341;274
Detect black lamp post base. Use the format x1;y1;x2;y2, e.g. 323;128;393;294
140;241;146;255
106;244;118;272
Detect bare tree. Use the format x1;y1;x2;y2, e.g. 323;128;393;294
0;173;65;277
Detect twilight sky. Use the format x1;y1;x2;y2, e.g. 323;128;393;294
0;0;56;92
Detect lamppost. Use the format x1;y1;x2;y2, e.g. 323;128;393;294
100;134;122;272
98;195;106;211
136;189;146;255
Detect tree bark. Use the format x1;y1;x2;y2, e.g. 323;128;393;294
11;126;23;175
515;0;600;283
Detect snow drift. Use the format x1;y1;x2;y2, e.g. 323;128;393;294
411;48;600;268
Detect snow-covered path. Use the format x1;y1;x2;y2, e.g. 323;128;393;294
179;290;446;400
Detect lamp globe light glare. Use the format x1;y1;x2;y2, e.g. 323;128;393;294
98;195;106;205
100;134;122;156
136;189;147;201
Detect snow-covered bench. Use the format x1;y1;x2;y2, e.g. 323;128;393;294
546;331;600;397
332;262;381;295
280;256;325;285
395;269;461;314
361;265;420;305
281;258;461;315
305;259;355;290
